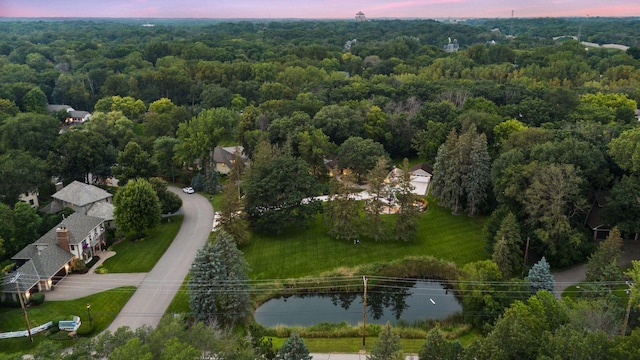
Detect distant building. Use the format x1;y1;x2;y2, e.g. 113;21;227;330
19;190;39;209
355;11;366;22
443;38;459;52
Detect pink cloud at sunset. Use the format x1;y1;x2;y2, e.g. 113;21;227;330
1;0;639;19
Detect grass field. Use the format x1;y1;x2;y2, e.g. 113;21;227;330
243;196;487;280
272;329;480;353
100;215;183;273
0;287;135;354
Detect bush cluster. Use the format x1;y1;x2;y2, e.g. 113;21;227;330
29;292;45;305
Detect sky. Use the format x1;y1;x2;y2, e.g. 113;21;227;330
1;0;640;19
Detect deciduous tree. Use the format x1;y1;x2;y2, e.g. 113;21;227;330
11;202;42;256
418;325;463;360
244;146;321;233
523;163;585;252
1;113;59;158
0;150;47;206
148;177;182;215
605;175;640;238
338;136;389;182
112;141;159;185
113;178;161;239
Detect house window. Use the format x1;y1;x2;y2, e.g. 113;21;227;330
70;245;74;251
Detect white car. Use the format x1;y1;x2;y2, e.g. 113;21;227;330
182;186;195;194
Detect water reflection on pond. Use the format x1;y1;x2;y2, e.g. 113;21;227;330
254;280;461;327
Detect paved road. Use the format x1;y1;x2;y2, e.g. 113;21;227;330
107;187;213;331
553;264;586;296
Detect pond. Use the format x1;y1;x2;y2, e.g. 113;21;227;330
254;280;461;327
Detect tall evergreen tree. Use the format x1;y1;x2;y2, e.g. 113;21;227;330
431;129;464;214
432;126;490;216
218;175;250;246
274;332;312;360
394;158;420;241
323;172;361;241
464;129;490;216
585;227;623;284
368;322;404;360
188;230;251;327
491;212;523;277
365;157;391;241
526;257;555;294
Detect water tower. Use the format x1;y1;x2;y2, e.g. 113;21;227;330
355;11;366;22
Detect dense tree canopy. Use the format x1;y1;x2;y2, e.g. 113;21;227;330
3;17;640;357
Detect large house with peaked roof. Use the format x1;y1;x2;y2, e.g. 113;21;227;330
2;213;106;302
42;181;114;225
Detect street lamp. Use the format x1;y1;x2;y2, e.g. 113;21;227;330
86;303;93;328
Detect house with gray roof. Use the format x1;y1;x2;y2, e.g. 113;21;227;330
2;213;106;302
45;181;114;223
46;104;91;125
67;110;91;124
47;104;73;113
213;145;247;175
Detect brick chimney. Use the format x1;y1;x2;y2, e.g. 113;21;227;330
56;227;70;252
55;182;64;191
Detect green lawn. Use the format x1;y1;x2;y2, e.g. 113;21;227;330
165;275;190;314
243;196;487;279
100;215;183;273
207;192;224;212
0;287;135;355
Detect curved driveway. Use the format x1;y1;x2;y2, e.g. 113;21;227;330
107;187;213;331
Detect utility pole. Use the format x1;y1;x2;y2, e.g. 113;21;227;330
13;276;33;342
362;276;368;348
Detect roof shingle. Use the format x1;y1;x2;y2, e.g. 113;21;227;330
52;181;112;207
